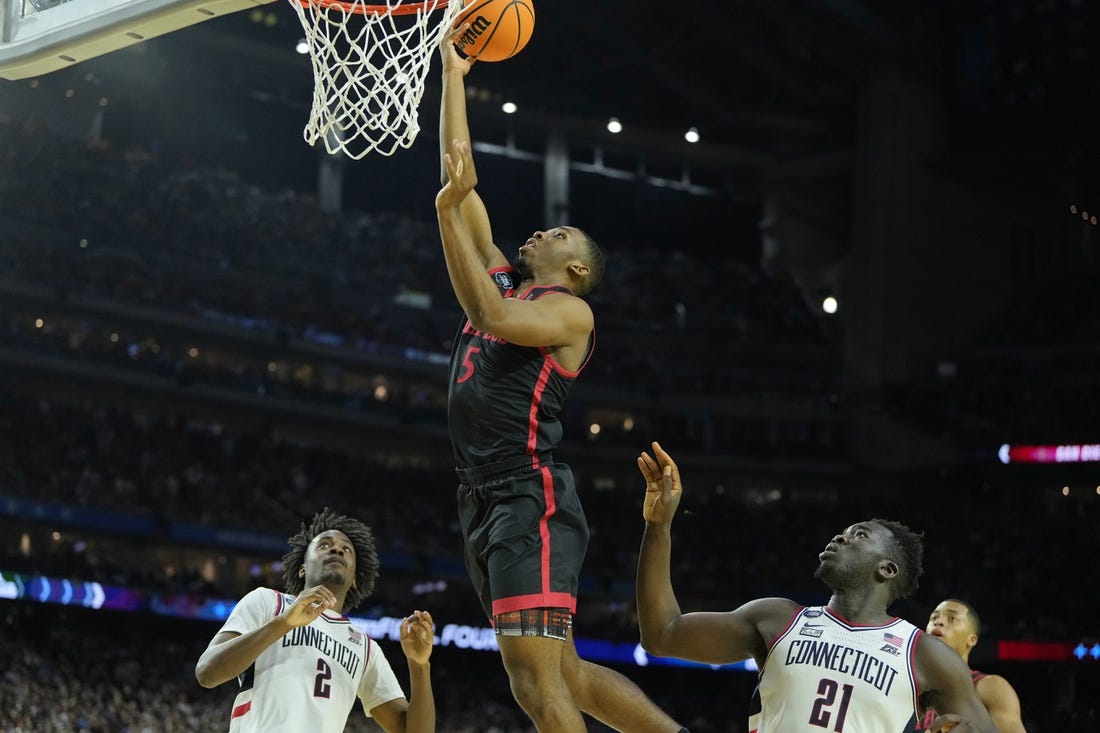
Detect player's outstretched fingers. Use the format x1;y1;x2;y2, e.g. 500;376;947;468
638;450;659;481
400;610;435;663
446;21;470;42
651;441;680;480
441;21;477;65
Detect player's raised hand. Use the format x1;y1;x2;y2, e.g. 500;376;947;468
284;585;337;628
638;441;683;526
437;139;478;207
440;22;477;75
400;610;435;665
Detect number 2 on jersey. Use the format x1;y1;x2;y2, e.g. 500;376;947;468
314;658;332;698
808;677;853;731
456;345;481;384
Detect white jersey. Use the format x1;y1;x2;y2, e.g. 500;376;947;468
214;587;405;733
749;605;923;733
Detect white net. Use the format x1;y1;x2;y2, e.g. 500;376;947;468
288;0;464;159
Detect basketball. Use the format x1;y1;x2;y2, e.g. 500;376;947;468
453;0;535;63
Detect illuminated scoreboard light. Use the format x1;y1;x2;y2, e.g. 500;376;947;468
1073;643;1100;661
997;443;1100;464
998;640;1100;663
1;572;110;608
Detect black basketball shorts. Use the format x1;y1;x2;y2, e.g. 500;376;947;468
457;459;590;624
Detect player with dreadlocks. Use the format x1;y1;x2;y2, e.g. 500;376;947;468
196;508;436;733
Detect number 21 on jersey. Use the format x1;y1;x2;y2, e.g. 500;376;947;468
809;678;853;731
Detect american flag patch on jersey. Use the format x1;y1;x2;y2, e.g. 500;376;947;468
349;628;363;643
883;632;904;647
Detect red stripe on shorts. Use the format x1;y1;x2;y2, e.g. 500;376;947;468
492;592;578;616
538;465;555;596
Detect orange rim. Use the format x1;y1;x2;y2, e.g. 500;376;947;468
296;0;450;14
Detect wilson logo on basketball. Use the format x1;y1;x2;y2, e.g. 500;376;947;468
456;16;492;52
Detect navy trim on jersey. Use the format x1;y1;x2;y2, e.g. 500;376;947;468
824;606;905;630
766;605;805;653
908;628;924;722
237;663;256;692
318;612;351;625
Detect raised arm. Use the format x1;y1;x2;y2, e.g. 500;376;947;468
635;442;799;667
195;585;336;688
195;626;284;689
437;139;593;348
917;635;1003;733
439;27;508;271
370;611;436;733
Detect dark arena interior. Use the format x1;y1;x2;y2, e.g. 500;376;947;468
0;0;1098;730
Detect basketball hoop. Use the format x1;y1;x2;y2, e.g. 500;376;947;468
288;0;463;159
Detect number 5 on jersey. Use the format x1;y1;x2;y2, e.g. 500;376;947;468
456;345;481;384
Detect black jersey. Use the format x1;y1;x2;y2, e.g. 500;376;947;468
447;267;593;468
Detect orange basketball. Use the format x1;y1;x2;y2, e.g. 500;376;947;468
453;0;535;63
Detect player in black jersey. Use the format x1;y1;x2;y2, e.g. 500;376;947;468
636;443;1003;733
434;28;687;733
919;599;1027;732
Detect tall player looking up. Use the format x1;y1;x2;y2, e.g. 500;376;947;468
636;443;1002;733
195;508;436;733
435;26;687;733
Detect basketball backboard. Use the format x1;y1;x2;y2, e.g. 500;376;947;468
0;0;275;80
